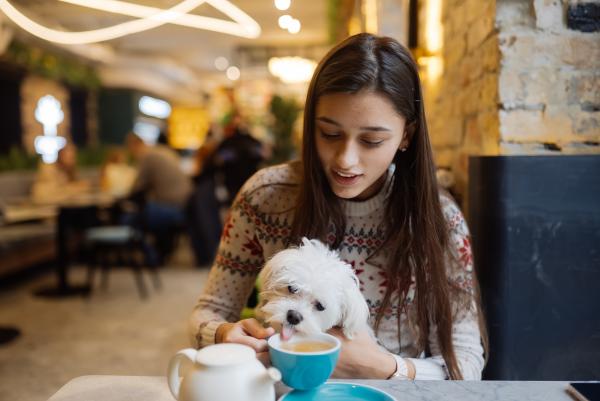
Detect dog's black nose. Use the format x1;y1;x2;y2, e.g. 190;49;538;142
286;310;303;325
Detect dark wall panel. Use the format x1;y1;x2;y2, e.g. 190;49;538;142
97;89;135;145
0;68;24;154
469;155;600;380
69;87;88;147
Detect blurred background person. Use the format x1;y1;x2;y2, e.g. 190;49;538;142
205;111;267;207
100;147;136;198
125;132;192;265
185;113;267;267
186;126;222;267
31;142;90;204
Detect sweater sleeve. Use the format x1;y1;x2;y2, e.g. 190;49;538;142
392;196;485;380
188;184;266;348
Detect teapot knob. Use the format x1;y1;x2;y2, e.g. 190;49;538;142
167;348;198;400
265;367;281;384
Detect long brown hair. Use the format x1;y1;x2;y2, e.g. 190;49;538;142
289;33;487;379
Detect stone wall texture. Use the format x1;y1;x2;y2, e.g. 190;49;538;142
497;0;600;154
424;0;600;202
426;0;500;200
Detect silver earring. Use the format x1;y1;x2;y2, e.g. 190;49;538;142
401;148;407;152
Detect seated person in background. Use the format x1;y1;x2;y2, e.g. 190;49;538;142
31;143;90;204
126;132;192;264
204;112;266;206
100;147;136;198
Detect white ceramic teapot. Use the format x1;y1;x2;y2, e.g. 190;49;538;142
167;343;281;401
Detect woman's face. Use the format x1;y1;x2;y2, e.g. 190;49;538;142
315;90;409;201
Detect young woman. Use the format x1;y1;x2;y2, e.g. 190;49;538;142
189;33;487;380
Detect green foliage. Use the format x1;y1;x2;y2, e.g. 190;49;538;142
4;41;100;89
0;145;109;172
269;95;301;165
0;147;38;172
77;145;109;167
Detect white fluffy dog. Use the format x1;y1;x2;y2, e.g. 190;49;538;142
257;238;370;340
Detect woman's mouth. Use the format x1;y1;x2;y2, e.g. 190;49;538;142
332;169;362;186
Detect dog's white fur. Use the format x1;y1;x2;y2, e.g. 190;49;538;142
257;238;370;339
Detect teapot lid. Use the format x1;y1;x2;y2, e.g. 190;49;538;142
196;343;255;367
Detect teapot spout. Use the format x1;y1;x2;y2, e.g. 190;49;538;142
261;367;282;385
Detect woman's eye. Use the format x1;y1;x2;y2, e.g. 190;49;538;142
288;285;298;294
361;139;383;147
315;301;325;311
320;131;341;139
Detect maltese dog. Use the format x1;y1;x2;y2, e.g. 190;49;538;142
257;238;371;341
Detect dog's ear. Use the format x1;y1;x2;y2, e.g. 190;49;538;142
340;274;369;339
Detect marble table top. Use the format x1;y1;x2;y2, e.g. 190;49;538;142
47;375;576;401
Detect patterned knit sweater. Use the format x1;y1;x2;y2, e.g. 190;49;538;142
189;163;485;380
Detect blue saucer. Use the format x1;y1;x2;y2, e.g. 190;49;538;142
279;382;397;401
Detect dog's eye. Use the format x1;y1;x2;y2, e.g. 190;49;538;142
288;285;298;294
315;301;325;312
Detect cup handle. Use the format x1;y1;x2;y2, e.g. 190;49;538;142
167;348;198;400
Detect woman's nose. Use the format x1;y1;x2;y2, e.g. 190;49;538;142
335;141;359;168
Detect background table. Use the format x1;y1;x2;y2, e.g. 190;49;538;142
33;193;116;298
47;375;575;401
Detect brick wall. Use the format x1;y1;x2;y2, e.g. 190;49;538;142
497;0;600;154
424;0;600;201
426;0;499;200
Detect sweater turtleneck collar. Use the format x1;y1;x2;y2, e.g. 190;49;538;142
341;164;395;217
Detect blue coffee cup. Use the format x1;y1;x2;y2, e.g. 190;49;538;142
268;332;341;390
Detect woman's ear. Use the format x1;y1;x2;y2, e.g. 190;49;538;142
400;121;416;150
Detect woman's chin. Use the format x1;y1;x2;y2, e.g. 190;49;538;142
330;185;358;199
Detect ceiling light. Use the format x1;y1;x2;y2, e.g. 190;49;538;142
226;66;240;81
274;0;291;11
61;0;260;38
278;14;292;29
287;18;300;34
214;56;229;70
268;56;315;83
139;96;171;119
0;0;261;44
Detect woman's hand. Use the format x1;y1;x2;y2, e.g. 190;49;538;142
328;327;397;379
215;319;275;365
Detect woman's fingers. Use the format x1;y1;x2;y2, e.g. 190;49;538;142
239;319;274;352
242;319;275;338
219;319;275;352
233;335;269;352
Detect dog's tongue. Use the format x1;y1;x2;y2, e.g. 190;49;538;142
281;325;296;341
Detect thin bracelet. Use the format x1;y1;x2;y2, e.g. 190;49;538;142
387;355;410;380
405;358;416;380
387;355;400;379
387;356;416;380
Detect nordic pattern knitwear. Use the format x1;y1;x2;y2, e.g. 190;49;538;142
189;163;485;380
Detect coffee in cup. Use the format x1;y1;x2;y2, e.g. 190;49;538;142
280;341;334;353
268;332;340;390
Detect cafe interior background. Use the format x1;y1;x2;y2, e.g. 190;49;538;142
0;0;598;400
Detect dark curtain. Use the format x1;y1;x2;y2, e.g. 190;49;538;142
69;87;88;147
98;89;135;145
0;65;24;154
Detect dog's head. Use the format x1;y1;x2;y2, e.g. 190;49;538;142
257;238;369;340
